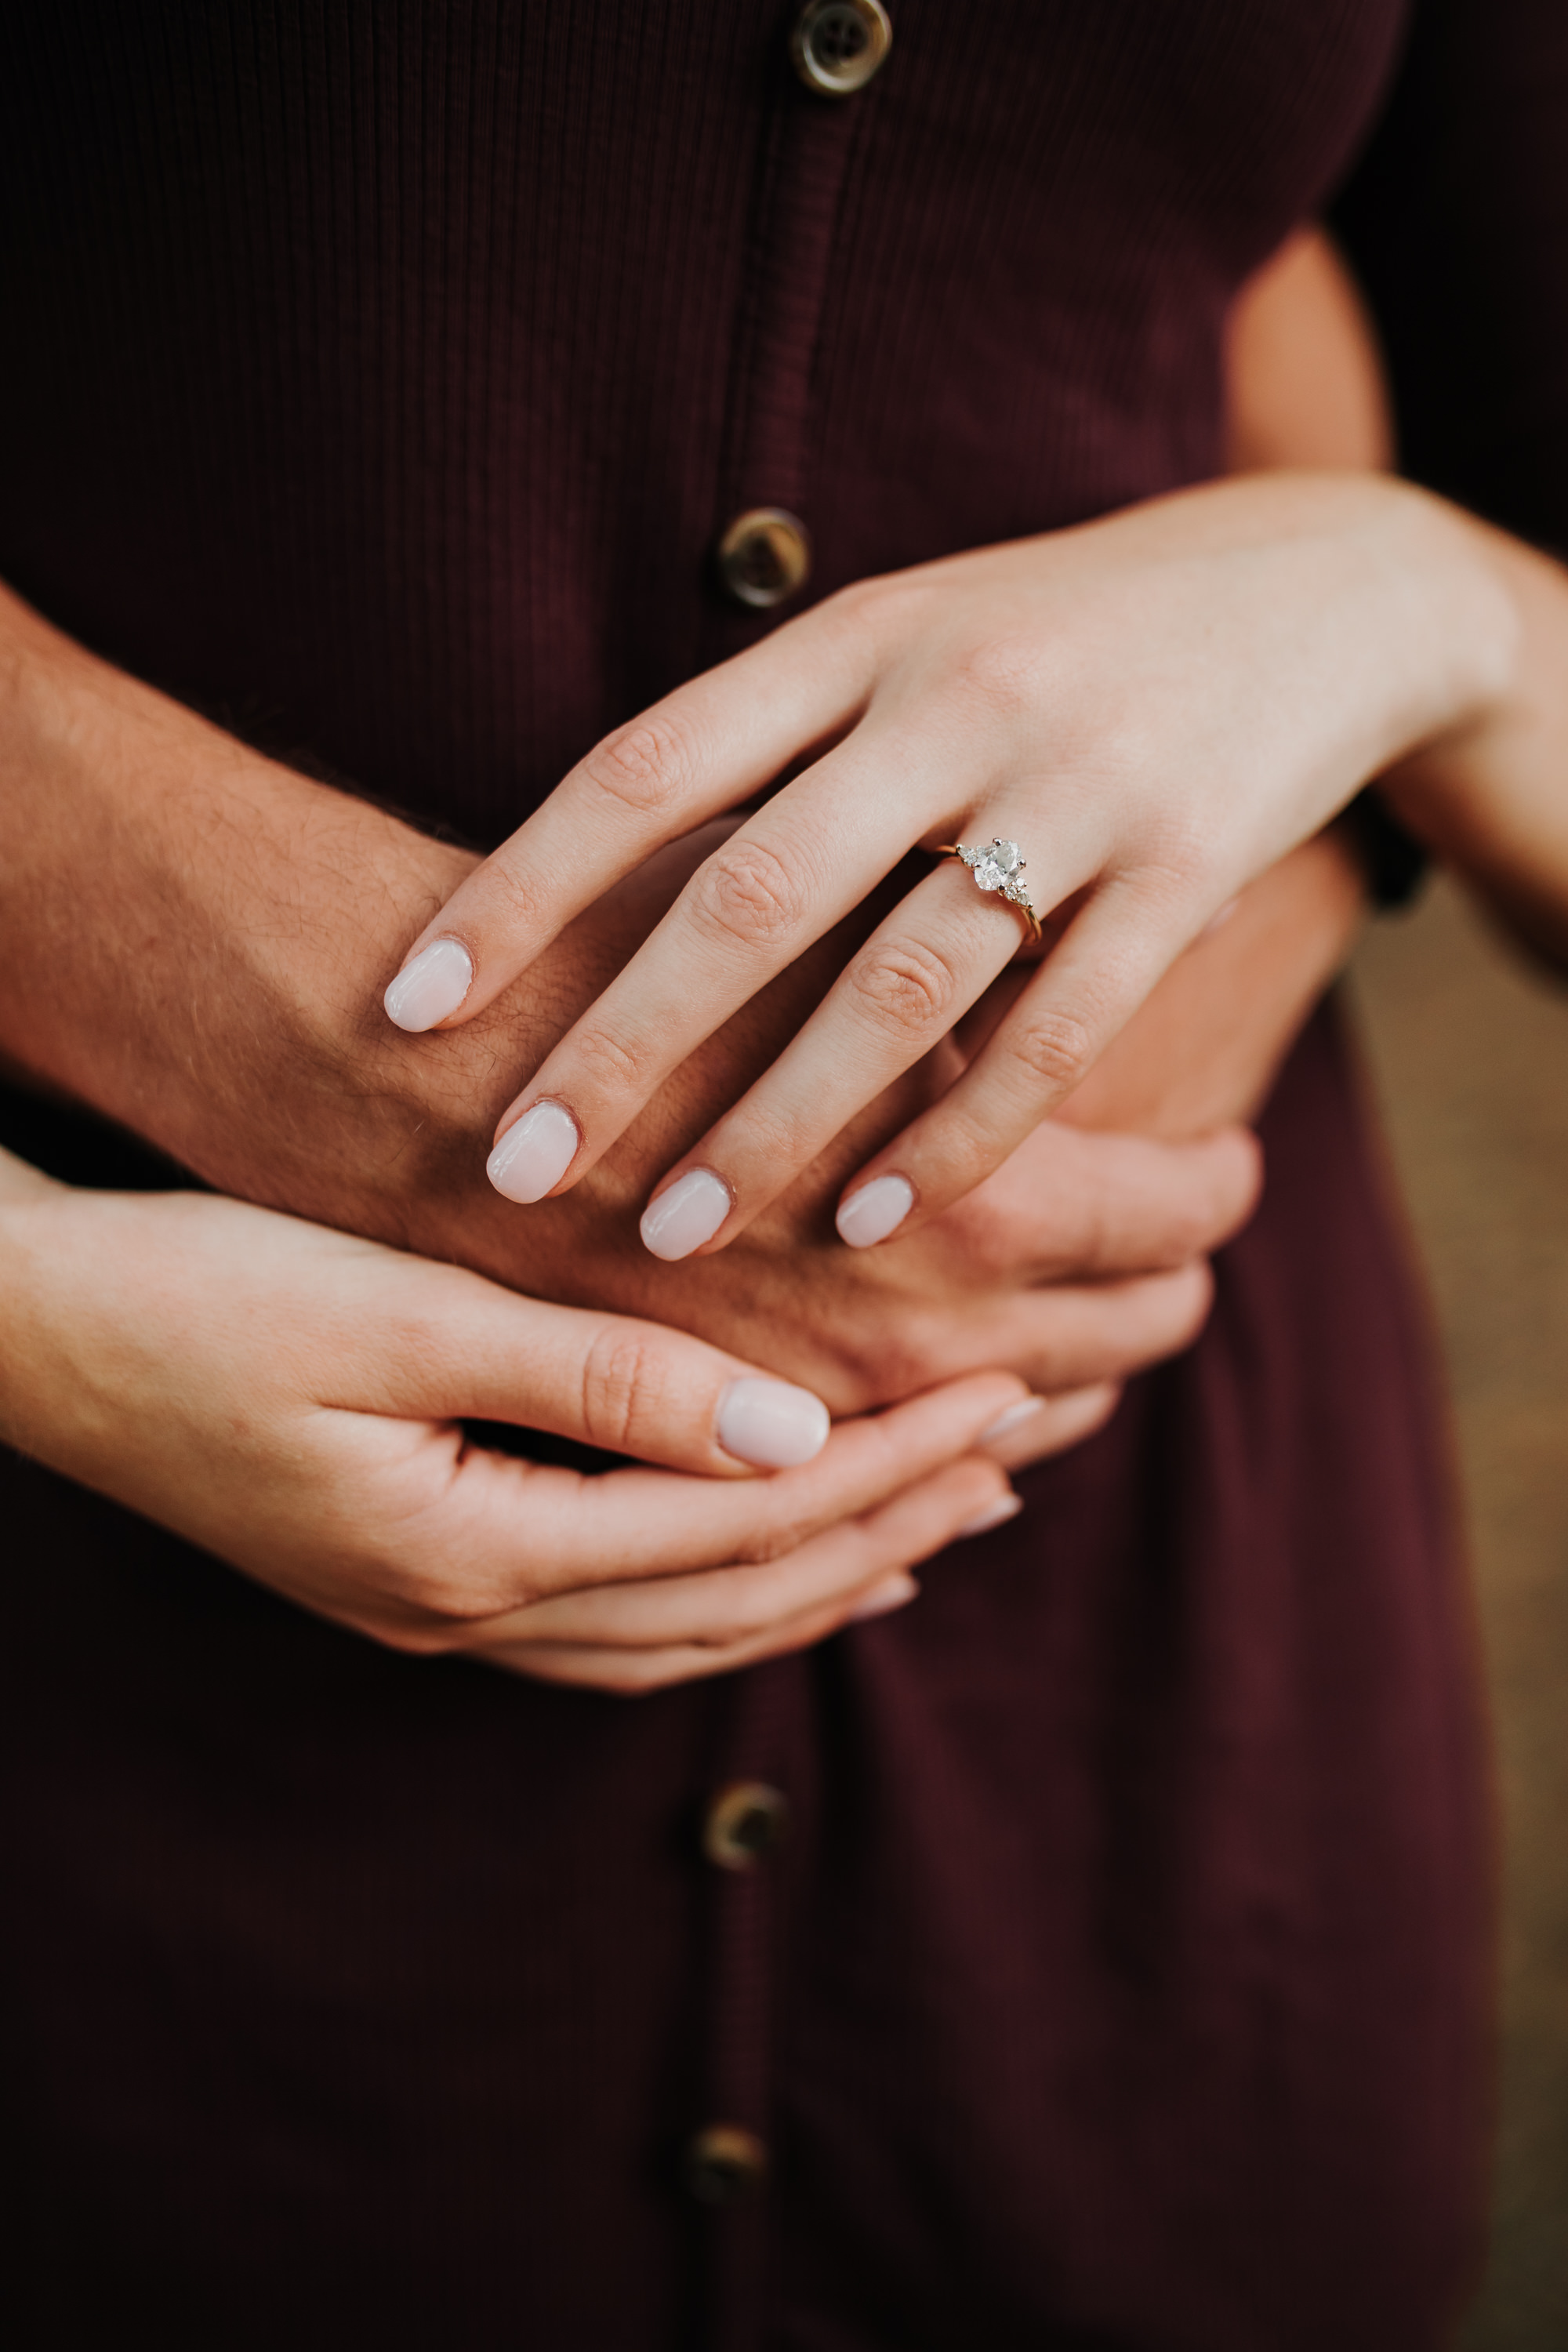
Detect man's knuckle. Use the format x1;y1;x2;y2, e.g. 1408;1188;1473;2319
937;1189;1011;1272
839;1312;948;1402
690;840;808;953
580;711;698;822
847;937;960;1039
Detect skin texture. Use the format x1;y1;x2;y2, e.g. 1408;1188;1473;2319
1225;227;1396;477
403;471;1536;1269
0;227;1454;1687
0;590;1259;1416
0;586;1262;1690
0;1148;1044;1690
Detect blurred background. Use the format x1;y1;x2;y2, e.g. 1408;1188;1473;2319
1350;878;1568;2349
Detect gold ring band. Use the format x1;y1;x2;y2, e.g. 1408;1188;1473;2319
936;839;1042;942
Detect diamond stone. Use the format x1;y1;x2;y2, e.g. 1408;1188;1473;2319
970;838;1021;892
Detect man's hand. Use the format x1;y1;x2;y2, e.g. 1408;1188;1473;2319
0;579;1264;1420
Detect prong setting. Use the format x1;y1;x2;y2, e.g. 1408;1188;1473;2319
945;838;1040;934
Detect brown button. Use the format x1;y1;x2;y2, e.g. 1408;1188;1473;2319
790;0;893;97
702;1780;790;1871
685;2122;769;2203
716;506;812;609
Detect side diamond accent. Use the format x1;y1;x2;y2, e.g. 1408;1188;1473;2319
952;839;1039;932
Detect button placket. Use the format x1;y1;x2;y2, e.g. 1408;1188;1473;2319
688;1664;807;2352
706;10;891;630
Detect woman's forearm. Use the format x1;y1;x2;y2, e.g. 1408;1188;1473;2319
1383;521;1568;971
0;1147;1041;1690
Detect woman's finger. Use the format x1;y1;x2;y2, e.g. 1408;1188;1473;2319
467;1453;1011;1653
833;871;1201;1243
469;1453;1018;1692
311;1239;837;1479
362;1364;1031;1614
480;728;979;1207
485;1588;901;1693
382;609;876;1036
633;861;1030;1255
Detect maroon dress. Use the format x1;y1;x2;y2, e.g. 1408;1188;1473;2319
0;3;1558;2344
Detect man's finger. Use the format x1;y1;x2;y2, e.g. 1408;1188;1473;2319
976;1384;1123;1470
468;1454;1011;1652
360;1363;1031;1612
933;1120;1263;1282
470;1454;1017;1692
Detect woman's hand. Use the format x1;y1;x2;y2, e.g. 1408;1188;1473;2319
0;557;1261;1444
386;473;1513;1256
0;1150;1047;1693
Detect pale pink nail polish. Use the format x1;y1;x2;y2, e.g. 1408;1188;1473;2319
848;1573;920;1621
835;1174;914;1249
979;1397;1044;1444
717;1377;831;1468
640;1168;731;1261
383;937;474;1032
955;1492;1024;1539
486;1099;580;1203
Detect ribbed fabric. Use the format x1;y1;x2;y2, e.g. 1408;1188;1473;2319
2;3;1558;2346
0;0;1410;846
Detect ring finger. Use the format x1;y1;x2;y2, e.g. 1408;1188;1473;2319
636;855;1049;1257
481;735;954;1206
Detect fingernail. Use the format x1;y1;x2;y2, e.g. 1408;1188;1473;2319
640;1168;731;1261
836;1173;915;1250
383;937;474;1032
955;1492;1024;1539
848;1573;920;1622
717;1376;832;1469
979;1397;1044;1444
486;1099;580;1203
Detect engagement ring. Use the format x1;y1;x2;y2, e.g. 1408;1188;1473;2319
937;839;1042;942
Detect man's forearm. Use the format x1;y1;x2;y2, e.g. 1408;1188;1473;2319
0;579;492;1230
0;579;900;1369
0;578;1301;1421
